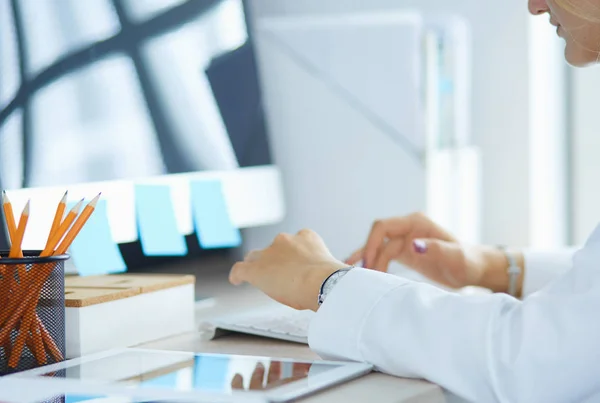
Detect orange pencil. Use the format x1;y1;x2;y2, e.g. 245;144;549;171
44;191;68;250
30;320;47;365
2;191;17;242
54;193;101;255
13;195;92;366
40;199;84;257
0;192;18;316
9;201;30;258
9;298;36;367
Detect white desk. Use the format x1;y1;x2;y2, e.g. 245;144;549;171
138;271;463;403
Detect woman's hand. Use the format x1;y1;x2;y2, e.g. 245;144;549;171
229;229;348;311
231;362;312;391
346;213;523;293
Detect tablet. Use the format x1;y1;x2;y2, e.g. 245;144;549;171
0;376;266;403
11;348;373;402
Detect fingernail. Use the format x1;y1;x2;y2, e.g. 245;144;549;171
413;240;427;254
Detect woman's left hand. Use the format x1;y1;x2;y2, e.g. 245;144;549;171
229;229;348;311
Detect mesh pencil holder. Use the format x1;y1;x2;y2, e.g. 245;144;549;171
0;250;69;375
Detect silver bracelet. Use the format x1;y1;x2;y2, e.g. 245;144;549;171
498;246;521;297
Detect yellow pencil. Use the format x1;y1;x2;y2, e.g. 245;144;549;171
44;191;67;250
9;201;30;259
40;199;84;257
54;193;101;255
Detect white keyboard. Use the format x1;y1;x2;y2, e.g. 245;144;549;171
201;306;314;344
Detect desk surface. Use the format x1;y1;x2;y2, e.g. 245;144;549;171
138;270;458;403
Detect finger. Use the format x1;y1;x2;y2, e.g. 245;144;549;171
296;228;314;238
272;232;293;246
292;363;312;376
373;238;404;272
345;248;364;265
362;220;387;268
229;262;250;286
297;228;328;249
250;363;266;390
267;361;281;384
244;249;262;262
231;374;244;390
412;238;465;287
363;217;411;268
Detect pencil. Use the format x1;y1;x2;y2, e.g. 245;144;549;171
28;324;47;365
9;200;30;258
44;191;67;250
54;193;100;255
2;198;29;322
9;300;36;367
40;199;84;257
3;192;102;367
24;191;66;365
2;191;17;243
30;319;47;365
10;197;89;365
39;320;63;362
0;191;15;305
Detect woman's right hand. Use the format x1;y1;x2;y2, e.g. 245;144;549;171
346;213;519;292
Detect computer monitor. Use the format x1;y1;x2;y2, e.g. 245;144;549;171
0;0;283;268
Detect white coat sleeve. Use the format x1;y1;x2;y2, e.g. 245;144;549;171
308;245;600;403
522;248;577;296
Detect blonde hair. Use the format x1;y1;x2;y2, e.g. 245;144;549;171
553;0;600;23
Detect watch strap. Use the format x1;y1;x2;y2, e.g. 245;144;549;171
318;267;352;306
498;245;521;297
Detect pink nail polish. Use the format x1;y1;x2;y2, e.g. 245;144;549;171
413;240;427;254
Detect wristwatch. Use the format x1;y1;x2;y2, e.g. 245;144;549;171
498;245;521;297
318;267;353;306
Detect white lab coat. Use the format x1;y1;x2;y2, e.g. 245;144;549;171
308;226;600;403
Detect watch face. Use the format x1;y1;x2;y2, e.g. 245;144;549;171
324;270;345;292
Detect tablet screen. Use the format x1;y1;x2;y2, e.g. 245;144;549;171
38;396;159;403
35;350;344;394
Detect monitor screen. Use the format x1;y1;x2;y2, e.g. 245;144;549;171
0;0;273;252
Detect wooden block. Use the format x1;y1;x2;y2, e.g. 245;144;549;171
65;275;118;289
65;274;195;294
65;282;195;358
65;287;140;308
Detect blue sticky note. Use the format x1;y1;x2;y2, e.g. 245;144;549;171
194;355;229;391
135;185;187;256
190;180;241;249
68;199;127;276
142;371;178;388
66;396;103;403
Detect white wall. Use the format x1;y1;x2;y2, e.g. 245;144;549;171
572;66;600;244
243;0;567;258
